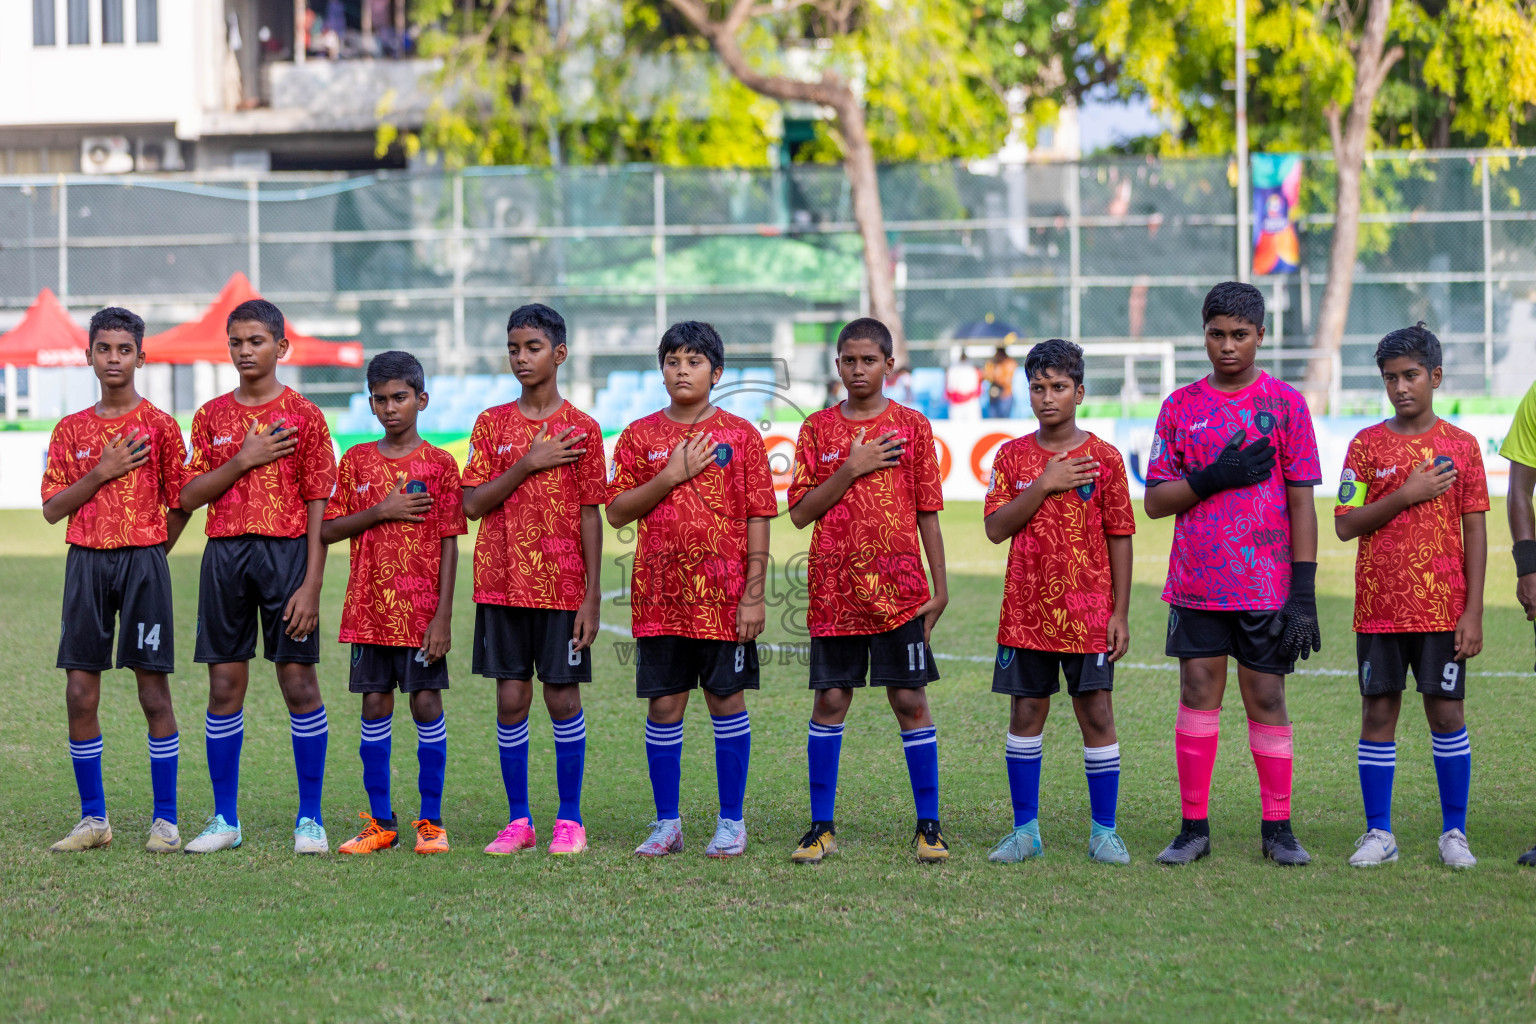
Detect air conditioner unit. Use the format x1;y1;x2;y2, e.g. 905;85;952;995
80;136;133;174
135;138;185;172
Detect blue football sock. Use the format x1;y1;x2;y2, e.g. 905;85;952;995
70;734;105;819
205;709;243;825
359;715;393;821
147;732;178;824
414;713;447;822
711;711;751;822
1005;732;1042;827
289;706;329;826
645;718;684;821
1357;738;1395;833
1431;727;1471;834
497;718;531;823
1083;742;1121;829
807;720;845;823
900;725;940;821
551;710;586;824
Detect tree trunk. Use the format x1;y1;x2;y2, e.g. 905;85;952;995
661;0;909;367
832;96;907;364
1304;0;1402;412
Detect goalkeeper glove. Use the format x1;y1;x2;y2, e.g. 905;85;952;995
1269;561;1321;662
1186;429;1277;500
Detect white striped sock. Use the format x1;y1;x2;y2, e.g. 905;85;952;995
290;707;329;739
808;720;845;739
1005;732;1042;761
712;711;751;740
900;726;937;749
646;719;684;747
415;714;446;744
1431;728;1471;758
147;733;179;760
1357;739;1396;767
497;719;529;749
552;712;586;743
205;710;244;740
69;736;103;760
1084;742;1121;775
360;716;393;744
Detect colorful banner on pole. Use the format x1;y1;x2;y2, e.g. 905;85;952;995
1252;154;1302;275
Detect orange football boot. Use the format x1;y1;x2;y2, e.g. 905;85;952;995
338;813;398;855
413;819;450;855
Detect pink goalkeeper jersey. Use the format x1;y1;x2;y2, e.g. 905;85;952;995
1146;372;1321;611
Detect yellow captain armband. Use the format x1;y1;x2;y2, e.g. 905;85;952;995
1337;468;1366;509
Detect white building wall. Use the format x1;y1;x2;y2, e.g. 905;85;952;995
0;0;219;139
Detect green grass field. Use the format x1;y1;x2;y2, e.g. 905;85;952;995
4;501;1536;1022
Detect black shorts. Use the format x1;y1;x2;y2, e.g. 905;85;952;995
808;616;940;690
350;643;450;694
635;636;759;699
472;604;591;684
992;646;1114;699
57;544;175;674
1357;631;1465;700
1165;605;1292;675
194;535;321;665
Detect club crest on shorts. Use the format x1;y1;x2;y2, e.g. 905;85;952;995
1361;661;1372;686
404;479;427;494
1254;411;1277;435
714;443;733;467
352;645;363;666
997;646;1015;668
1168;609;1179;635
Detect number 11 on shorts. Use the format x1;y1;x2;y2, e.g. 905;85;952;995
907;642;925;672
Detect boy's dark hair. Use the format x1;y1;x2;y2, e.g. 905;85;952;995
507;303;567;349
1375;321;1441;371
836;317;894;358
1024;338;1085;387
88;306;145;348
226;298;285;339
658;320;725;372
366;350;427;395
1201;281;1266;328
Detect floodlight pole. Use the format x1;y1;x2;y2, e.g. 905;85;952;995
1235;0;1251;283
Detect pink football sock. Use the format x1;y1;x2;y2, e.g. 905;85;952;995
1174;704;1221;819
1248;719;1294;821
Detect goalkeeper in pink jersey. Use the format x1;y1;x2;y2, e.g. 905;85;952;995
1144;282;1323;867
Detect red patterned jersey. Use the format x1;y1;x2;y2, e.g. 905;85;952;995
187;388;337;538
325;441;467;646
1334;419;1489;633
787;402;944;637
985;433;1136;652
607;408;776;640
461;401;606;611
41;400;188;549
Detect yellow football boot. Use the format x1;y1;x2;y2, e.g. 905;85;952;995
50;816;112;852
791;825;838;864
913;820;950;864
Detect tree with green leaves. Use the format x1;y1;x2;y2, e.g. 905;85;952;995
1091;0;1536;407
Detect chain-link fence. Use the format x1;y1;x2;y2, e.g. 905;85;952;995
3;150;1534;415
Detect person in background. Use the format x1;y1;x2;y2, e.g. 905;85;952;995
983;345;1020;419
946;353;982;422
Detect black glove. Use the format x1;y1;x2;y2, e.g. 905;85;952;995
1186;429;1276;500
1270;561;1321;661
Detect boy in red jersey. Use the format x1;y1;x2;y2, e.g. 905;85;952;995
1336;324;1486;869
462;304;606;857
1145;282;1322;867
786;317;950;865
42;307;189;853
323;352;466;857
607;321;775;859
982;339;1135;865
178;298;338;855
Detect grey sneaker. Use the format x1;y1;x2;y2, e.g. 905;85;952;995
988;821;1043;863
1156;828;1211;865
293;817;329;855
1088;823;1131;865
704;816;747;858
184;814;242;854
634;818;684;857
1262;829;1312;866
1348;828;1398;867
1438;828;1476;869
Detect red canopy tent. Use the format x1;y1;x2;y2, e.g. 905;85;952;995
0;289;89;367
145;273;363;367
